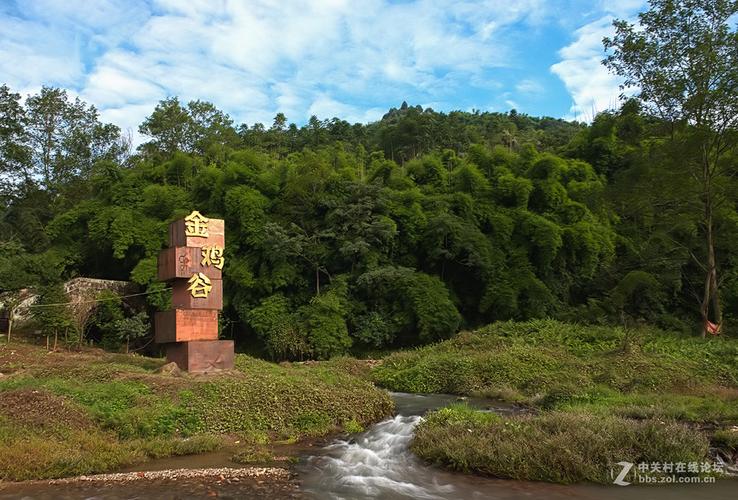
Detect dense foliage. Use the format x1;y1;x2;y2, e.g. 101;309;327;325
0;95;735;358
603;0;738;336
1;0;737;358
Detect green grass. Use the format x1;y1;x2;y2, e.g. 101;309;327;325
0;413;223;481
712;428;738;451
5;320;734;483
0;376;197;439
412;405;710;484
183;356;392;442
0;343;393;481
560;388;738;423
0;423;139;481
372;319;738;423
374;320;738;484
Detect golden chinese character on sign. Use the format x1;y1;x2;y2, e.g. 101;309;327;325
188;272;212;298
201;246;225;270
184;210;209;238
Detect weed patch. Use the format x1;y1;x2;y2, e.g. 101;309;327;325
0;342;393;480
412;406;709;484
374;320;738;423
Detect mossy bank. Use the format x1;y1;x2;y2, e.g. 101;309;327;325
0;342;393;481
412;405;715;484
372;320;738;484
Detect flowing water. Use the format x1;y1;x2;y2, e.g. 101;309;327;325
0;392;735;499
298;392;737;500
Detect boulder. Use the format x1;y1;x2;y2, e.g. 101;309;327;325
156;362;183;377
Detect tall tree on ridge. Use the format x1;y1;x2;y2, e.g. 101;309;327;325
24;87;122;192
604;0;738;335
0;85;30;191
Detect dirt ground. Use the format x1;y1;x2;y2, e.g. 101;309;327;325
0;341;110;374
0;389;92;430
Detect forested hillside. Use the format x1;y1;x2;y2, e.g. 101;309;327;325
1;84;737;358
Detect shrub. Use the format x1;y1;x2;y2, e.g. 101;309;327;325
300;289;352;360
412;408;709;484
246;294;310;360
231;445;273;464
353;311;395;347
356;266;461;345
33;284;77;344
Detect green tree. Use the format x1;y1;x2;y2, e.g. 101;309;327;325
0;85;30;190
90;290;125;350
300;283;352;359
32;284;75;348
187;99;238;160
112;312;150;353
355;266;460;345
138;97;195;157
604;0;738;335
245;294;309;360
25;87;122;191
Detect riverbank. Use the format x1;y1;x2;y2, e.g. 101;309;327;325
372;320;738;484
3;391;736;500
412;405;720;484
0;467;302;499
298;391;738;498
3;319;737;487
0;341;393;482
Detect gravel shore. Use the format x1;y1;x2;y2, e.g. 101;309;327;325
0;466;303;499
47;466;291;483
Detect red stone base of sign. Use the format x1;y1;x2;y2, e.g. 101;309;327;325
155;309;219;343
165;340;234;373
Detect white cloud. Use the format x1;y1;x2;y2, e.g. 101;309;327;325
0;15;83;89
516;79;544;94
307;94;384;124
25;0;150;31
504;99;520;110
98;103;154;144
550;16;623;120
82;67;163;108
604;0;647;17
550;1;646;120
1;0;581;142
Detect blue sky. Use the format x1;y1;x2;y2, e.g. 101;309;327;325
0;0;646;140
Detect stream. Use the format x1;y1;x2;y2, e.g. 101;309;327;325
297;392;737;500
0;392;735;499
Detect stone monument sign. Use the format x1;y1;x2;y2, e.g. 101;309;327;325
155;210;234;372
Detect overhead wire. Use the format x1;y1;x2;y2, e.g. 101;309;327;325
22;287;171;309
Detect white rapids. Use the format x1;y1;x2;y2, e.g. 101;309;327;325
301;414;459;499
298;393;510;499
298;393;738;500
